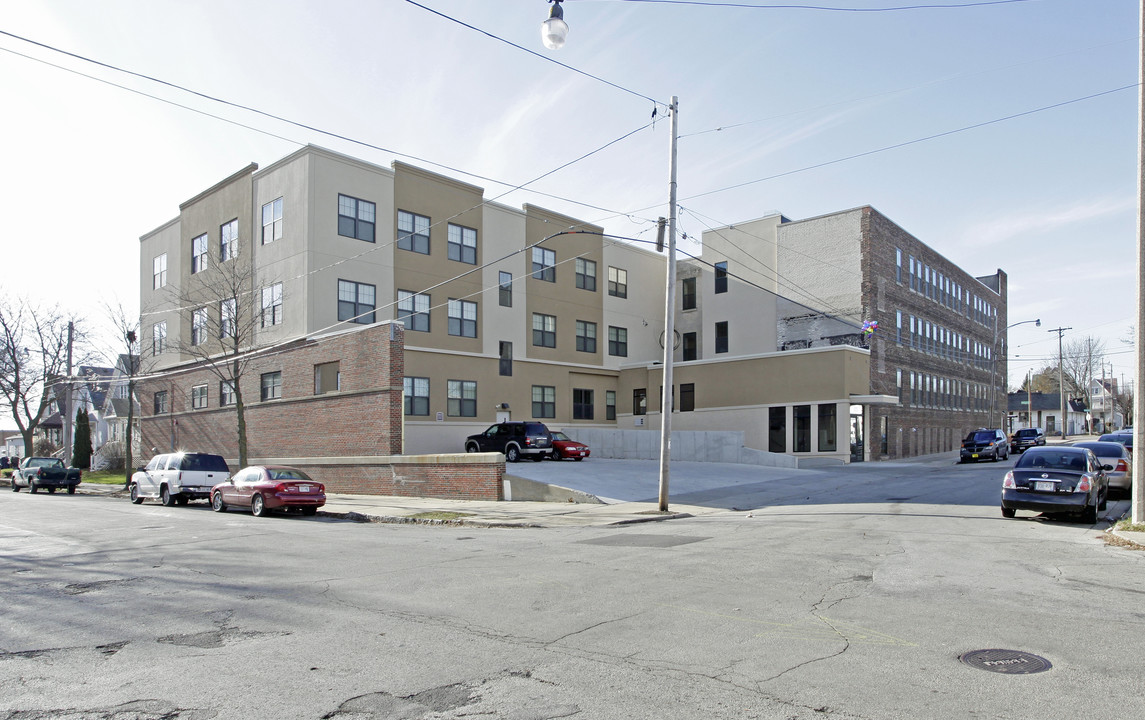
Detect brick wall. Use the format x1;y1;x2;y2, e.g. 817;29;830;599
253;454;505;500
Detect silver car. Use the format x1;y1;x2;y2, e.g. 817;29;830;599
1073;441;1132;493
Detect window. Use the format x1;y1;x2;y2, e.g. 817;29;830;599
532;247;556;282
498;271;512;307
315;361;340;395
608;326;628;357
191;308;207;346
573;388;594;420
895;248;902;284
446;299;477;338
608;267;628;298
262;197;283;244
220;380;236;406
261;283;283;328
447;224;477;264
191;384;208;410
220;298;236;339
191;233;209;274
404;377;429;416
682;332;697;361
397;210;430;254
606;390;616;421
447;380;477;417
152;322;167;355
680;383;695;412
532;385;555;418
337;194;375;242
153;391;169;414
397;290;430;332
153;254;167;289
499;341;512;376
682;277;697;310
714;261;728;294
715;321;729;354
338;279;375;324
260;371;282;401
768;407;786;453
220;219;238;261
793;405;811;452
532;313;556;348
895;310;902;346
633;388;647;416
575;320;597;353
575;258;597;291
818;404;837;452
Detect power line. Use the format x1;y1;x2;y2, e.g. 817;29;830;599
605;0;1032;9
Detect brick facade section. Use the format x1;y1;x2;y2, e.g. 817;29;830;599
860;207;1008;460
131;322;509;497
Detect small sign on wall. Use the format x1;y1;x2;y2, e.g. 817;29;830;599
634;417;645;427
436;412;444;422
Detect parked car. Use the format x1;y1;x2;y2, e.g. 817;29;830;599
129;452;230;506
1098;432;1133;455
1001;446;1109;523
11;457;82;494
960;428;1009;463
210;465;325;517
1072;441;1132;494
548;431;590;461
1009;427;1045;453
464;421;553;462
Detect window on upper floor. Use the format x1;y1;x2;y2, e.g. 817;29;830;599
338;279;376;324
682;332;697;361
220;298;236;340
498;271;513;307
447;380;477;417
397;290;430;332
606;390;616;421
315;361;340;395
573;388;594;420
447;299;477;338
532;385;555;418
261;283;283;328
191;308;207;346
532;313;556;348
153;391;169;414
191;384;208;410
220;219;238;261
575;320;597;353
532;247;556;282
608;326;627;357
682;277;697;310
715;320;729;353
633;388;647;416
397;210;430;254
404;376;429;416
499;341;513;376
153;254;167;289
608;267;627;298
447;224;477;264
575;258;597;291
262;197;283;244
152;322;167;356
338;194;376;242
191;234;209;274
220;380;236;406
714;261;728;294
260;371;282;401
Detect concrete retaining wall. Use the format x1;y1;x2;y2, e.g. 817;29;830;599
561;428;798;468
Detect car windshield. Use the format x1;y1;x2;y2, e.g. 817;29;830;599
1016;451;1088;472
179;454;230;472
967;431;995;443
1016;430;1038;438
268;469;312;481
27;458;63;469
551;432;570;441
1074;443;1121;458
1099;434;1133;446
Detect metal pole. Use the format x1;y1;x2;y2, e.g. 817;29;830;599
658;96;679;512
1134;0;1145;523
63;321;73;466
1047;326;1071;438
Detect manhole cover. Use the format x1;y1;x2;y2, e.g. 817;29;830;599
959;649;1052;674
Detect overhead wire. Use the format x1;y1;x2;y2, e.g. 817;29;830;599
604;0;1033;10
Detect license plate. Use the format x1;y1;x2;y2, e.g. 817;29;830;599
1035;481;1055;492
299;485;310;493
971;454;979;459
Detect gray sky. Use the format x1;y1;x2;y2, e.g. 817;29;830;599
0;0;1138;398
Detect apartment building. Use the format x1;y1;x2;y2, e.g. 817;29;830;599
137;145;666;457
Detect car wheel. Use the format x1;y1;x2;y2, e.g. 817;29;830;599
10;481;18;492
251;494;268;517
29;481;37;494
160;485;177;507
1001;506;1016;519
47;487;56;494
1081;499;1098;524
466;442;480;453
302;506;318;516
129;483;143;504
505;445;521;463
176;496;189;506
211;491;226;512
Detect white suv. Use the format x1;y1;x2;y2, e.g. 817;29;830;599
130;452;231;506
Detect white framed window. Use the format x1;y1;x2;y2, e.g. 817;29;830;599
575;258;596;291
338;194;376;242
260;371;282;401
153;391;169;414
338;279;376;324
220;380;236;406
397;210;430;254
404;376;430;416
191;308;207;346
447;224;477;264
447;299;477;338
220;298;236;339
191;234;209;274
397;290;430;332
447;380;477;417
532;313;556;348
220;219;238;261
153;254;167;289
608;266;627;298
261;283;283;328
532;247;555;282
152;321;167;356
262;197;283;244
532;385;555;418
191;384;208;410
608;326;627;357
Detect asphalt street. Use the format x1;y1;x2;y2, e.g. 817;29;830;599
2;453;1143;720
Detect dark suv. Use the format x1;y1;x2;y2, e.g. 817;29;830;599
1009;427;1046;453
465;421;553;462
960;428;1009;463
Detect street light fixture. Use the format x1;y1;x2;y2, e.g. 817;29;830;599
541;0;568;50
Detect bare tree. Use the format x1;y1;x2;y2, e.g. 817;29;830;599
1060;336;1106;401
101;301;142;484
0;296;84;457
1115;387;1134;428
170;255;267;467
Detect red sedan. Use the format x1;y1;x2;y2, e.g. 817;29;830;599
549;431;590;461
210;465;325;517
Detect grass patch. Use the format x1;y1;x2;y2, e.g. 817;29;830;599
407;511;474;521
1113;519;1145;533
81;470;130;485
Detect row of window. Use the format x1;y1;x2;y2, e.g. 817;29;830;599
894;248;996;328
403;378;621;421
152;362;343;414
895;368;995;412
630;384;697;415
894;311;994;369
767;404;837;454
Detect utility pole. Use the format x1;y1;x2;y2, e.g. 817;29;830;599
1134;0;1144;523
1048;326;1071;437
63;320;74;466
1027;369;1032;428
657;96;679;513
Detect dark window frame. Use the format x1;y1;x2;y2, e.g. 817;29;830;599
532;313;556;348
608;266;627;298
715;321;729;354
575;320;597;353
397;210;431;255
260;371;282;401
532;385;556;418
448;298;478;338
532;247;556;282
447;223;477;264
338;194;376;243
338;279;376;324
447;379;477;417
404;376;430;416
573;388;594;420
714;261;728;294
681;276;697;310
608;326;628;357
575;258;597;291
397;290;431;332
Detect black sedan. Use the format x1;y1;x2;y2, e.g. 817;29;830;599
1001;446;1110;523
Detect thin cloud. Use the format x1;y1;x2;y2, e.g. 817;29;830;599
960;196;1135;248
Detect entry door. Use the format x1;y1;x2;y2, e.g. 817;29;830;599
495;411;511;423
849;405;864;462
